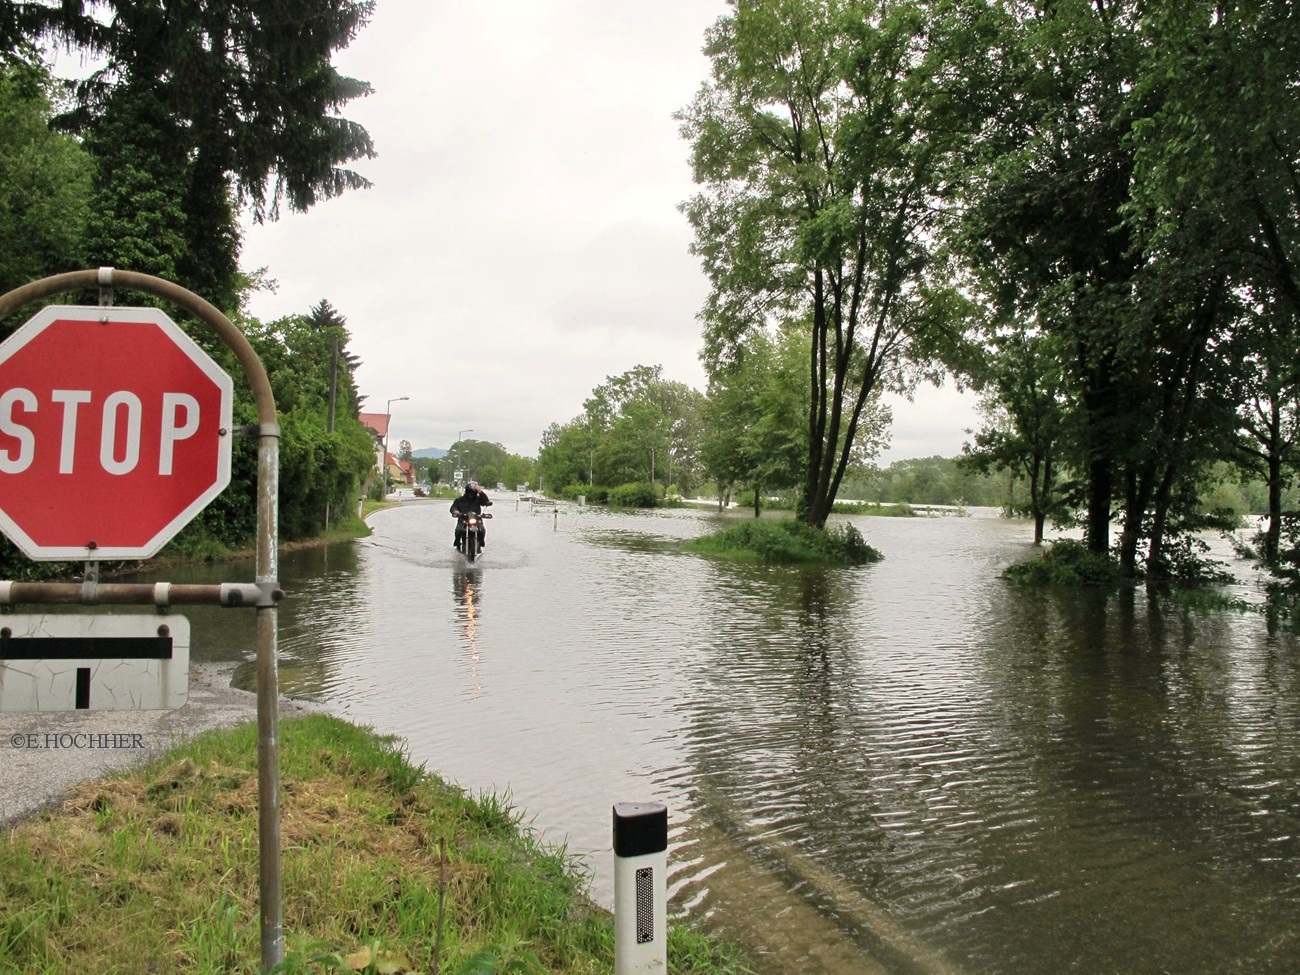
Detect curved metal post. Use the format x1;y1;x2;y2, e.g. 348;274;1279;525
0;269;284;970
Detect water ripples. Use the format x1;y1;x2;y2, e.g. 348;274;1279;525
164;501;1300;975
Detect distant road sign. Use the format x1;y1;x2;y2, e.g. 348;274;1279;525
0;614;190;711
0;306;233;559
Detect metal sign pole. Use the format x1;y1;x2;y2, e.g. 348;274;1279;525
256;422;282;968
0;269;284;971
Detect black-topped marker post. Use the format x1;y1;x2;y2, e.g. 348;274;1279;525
612;801;668;973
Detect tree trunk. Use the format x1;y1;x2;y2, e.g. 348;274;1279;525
1146;467;1177;584
1030;466;1045;545
1080;346;1121;555
1142;287;1218;581
1036;453;1054;546
1086;455;1113;554
1025;451;1046;545
1118;469;1150;578
1266;452;1283;563
802;271;828;528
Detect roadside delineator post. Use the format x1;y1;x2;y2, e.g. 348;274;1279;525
613;801;668;974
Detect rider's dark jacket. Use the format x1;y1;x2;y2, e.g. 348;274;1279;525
450;486;491;518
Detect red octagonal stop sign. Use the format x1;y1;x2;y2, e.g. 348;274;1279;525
0;306;233;560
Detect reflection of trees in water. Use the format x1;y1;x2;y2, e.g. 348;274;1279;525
677;565;920;970
787;569;895;894
683;564;889;881
984;585;1284;798
681;562;1300;972
275;542;367;696
970;584;1300;972
452;567;484;696
167;540;364;696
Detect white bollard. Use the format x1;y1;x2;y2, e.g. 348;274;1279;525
613;801;668;974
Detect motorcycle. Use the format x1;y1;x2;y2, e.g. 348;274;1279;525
454;510;492;562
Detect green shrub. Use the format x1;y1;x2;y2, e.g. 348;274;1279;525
1003;539;1125;587
608;482;661;508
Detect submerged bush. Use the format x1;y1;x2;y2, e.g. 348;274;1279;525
1003;539;1125;587
687;518;881;566
608;482;661;508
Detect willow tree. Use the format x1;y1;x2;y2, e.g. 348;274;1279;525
680;0;959;528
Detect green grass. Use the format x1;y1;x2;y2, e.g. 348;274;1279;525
0;715;751;975
685;517;881;566
360;498;400;521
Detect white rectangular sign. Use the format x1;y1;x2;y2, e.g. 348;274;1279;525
0;614;190;712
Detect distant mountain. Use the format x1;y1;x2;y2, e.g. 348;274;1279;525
411;447;447;459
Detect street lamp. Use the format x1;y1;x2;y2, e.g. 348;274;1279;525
457;428;473;484
383;396;409;497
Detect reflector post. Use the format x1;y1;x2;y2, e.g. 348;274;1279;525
613;801;668;974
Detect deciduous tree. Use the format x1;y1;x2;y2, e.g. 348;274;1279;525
0;62;92;298
962;328;1064;544
703;325;813;514
681;0;958;528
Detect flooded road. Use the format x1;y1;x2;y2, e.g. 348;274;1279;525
164;496;1300;974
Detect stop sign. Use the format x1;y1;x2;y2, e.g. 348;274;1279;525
0;306;233;560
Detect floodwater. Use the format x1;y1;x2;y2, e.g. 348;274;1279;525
162;497;1300;974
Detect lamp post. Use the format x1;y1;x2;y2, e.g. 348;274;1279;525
457;428;473;485
383;396;409;497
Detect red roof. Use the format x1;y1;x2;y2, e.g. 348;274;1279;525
358;412;390;439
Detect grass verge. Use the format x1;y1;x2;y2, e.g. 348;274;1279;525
0;715;751;975
685;517;881;565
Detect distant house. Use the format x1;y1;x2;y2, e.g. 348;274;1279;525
386;451;415;487
358;412;390;469
360;411;415;490
358;412;390;438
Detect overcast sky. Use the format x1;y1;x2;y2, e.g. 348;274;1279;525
238;0;981;463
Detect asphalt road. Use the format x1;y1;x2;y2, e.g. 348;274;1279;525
0;663;325;826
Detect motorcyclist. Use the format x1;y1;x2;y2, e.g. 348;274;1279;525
450;481;493;550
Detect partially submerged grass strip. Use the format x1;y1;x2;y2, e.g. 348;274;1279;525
685;518;881;566
1;714;751;974
830;501;920;517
